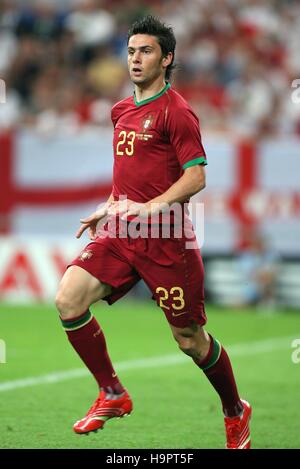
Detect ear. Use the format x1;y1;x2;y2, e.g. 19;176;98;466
162;52;173;69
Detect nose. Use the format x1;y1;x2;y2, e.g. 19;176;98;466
132;51;141;63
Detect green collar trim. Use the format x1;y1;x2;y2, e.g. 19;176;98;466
134;82;171;107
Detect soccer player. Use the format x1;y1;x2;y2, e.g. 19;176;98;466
55;16;252;449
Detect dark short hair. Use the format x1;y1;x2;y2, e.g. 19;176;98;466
127;15;176;80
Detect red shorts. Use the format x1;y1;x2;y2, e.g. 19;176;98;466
69;223;207;329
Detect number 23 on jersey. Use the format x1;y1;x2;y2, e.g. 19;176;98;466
116;130;136;156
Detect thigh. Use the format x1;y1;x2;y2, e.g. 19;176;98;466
68;237;140;305
58;265;112;307
136;234;207;329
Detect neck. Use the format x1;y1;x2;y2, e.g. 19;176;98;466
134;76;167;103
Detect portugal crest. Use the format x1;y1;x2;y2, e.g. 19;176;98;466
137;114;154;141
142;114;154;132
79;249;93;261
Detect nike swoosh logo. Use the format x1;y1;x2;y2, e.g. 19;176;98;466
171;311;188;317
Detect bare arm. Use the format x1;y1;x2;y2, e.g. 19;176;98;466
113;165;206;219
146;164;206;211
77;165;206;237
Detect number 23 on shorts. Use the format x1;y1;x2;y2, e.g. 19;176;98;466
155;286;186;316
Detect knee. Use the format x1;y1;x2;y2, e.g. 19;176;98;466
55;290;70;318
55;289;83;320
176;336;198;359
174;334;208;361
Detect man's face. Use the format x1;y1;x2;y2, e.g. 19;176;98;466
127;34;172;86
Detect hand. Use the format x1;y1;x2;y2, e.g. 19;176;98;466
76;203;110;239
107;199;150;221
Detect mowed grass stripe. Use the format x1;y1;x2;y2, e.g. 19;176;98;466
0;335;294;393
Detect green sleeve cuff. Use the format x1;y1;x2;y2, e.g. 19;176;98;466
182;156;207;169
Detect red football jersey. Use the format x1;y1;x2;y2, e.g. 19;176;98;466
111;83;207;221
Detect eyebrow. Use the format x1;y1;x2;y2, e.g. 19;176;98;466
127;45;154;51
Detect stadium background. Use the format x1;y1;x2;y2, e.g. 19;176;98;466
0;0;300;449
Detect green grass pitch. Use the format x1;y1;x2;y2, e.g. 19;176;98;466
0;300;299;449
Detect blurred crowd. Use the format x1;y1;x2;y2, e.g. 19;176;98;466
0;0;300;137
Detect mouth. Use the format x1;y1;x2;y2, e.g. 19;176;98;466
132;67;142;76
